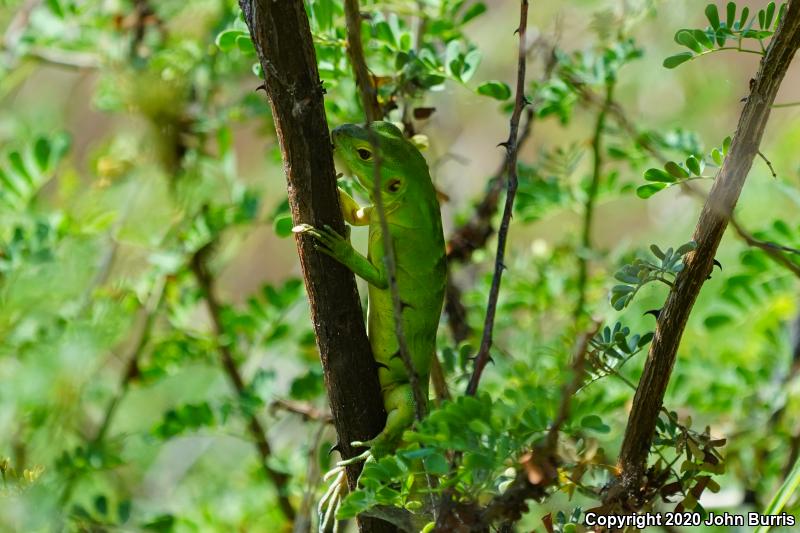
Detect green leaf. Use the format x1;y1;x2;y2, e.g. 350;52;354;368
637;183;667;198
663;52;693;69
675;30;702;53
723;136;732;154
460;49;482;82
476;80;511;100
461;2;487;24
692;29;714;49
236;35;255;54
650;244;666;260
665;161;689;178
422;452;449;475
580;415;610;434
726;2;736;27
686;155;702;175
765;2;776;29
94;495;108;516
706;4;721;30
216;29;246;52
273;215;294;237
117;500;131;523
777;3;787;28
704;314;733;329
676;241;697;255
644;168;675;183
739;7;750;29
711;148;723;166
46;0;65;18
33;138;51;171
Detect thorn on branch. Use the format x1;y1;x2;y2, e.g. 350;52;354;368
643;309;662;320
757;150;777;178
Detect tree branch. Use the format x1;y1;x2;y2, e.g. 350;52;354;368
605;2;800;508
344;0;381;122
466;0;530;396
190;244;296;521
728;217;800;279
238;3;393;531
574;80;615;320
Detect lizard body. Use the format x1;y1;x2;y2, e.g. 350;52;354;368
296;121;446;456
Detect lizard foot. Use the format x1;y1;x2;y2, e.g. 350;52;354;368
317;445;373;532
318;465;346;533
293;224;352;260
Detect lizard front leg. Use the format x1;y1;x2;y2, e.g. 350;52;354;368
293;223;388;290
338;188;372;226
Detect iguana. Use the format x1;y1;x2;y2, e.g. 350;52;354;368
293;121;446;528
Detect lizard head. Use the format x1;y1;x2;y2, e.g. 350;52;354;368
332;122;431;205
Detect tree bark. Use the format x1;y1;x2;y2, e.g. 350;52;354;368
238;2;394;531
606;1;800;507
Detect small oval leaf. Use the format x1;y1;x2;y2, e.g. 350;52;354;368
663;52;694;69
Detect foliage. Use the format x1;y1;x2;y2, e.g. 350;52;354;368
1;0;799;531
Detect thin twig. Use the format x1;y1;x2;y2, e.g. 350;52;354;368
545;321;602;451
446;107;535;264
294;422;328;533
465;0;530;397
728;217;800;278
271;399;333;423
757;150;778;178
190;243;296;521
344;0;381;122
574;80;615;320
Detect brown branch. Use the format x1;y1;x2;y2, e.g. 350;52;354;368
728;217;800;278
271;398;332;423
190;244;296;521
574;80;615;320
294;422;328;533
465;0;529;397
444;279;471;343
344;0;381;122
605;3;800;508
238;3;394;531
445;108;535;265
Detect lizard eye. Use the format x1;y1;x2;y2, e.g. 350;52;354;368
387;179;402;193
357;148;372;161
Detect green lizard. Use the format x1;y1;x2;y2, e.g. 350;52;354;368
293;121;446;527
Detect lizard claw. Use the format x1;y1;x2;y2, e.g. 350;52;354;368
292;223;314;234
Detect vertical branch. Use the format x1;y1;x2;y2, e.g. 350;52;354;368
238;3;394;531
606;2;800;507
190;244;296;521
344;0;381;122
465;0;530;396
574;80;615;320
